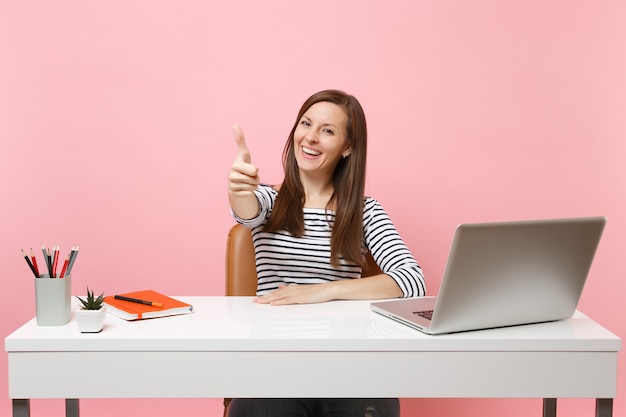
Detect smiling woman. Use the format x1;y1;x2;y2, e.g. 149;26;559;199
225;89;426;417
228;89;425;302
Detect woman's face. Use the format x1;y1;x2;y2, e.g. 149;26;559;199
293;101;351;179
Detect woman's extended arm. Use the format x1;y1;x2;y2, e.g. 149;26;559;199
228;125;261;219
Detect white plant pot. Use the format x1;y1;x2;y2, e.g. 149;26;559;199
76;305;106;333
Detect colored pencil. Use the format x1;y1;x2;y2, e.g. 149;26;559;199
66;244;80;275
51;245;60;278
46;247;52;277
59;254;70;278
22;249;39;278
42;243;52;277
30;248;40;277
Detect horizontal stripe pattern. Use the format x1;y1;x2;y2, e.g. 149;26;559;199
234;185;425;297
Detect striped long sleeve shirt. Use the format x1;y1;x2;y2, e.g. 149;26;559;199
233;185;426;298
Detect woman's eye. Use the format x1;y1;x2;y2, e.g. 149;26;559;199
300;120;311;126
323;128;334;135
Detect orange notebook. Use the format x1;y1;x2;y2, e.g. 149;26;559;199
103;290;193;321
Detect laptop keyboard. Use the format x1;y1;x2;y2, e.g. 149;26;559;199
414;310;434;320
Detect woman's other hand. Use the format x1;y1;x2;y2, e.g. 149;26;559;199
253;284;335;305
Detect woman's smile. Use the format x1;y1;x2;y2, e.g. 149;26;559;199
301;146;321;158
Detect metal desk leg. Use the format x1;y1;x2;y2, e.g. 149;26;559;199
66;399;80;417
596;398;613;417
543;398;556;417
12;399;30;417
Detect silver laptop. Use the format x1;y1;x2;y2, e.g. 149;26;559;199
371;216;606;334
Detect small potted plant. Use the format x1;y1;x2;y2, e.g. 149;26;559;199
75;287;106;333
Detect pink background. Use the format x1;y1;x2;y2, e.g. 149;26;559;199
1;1;624;416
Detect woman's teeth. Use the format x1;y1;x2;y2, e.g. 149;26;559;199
303;147;320;156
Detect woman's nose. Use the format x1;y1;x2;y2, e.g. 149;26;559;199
304;131;319;143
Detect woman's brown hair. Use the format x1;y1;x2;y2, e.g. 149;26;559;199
264;89;367;266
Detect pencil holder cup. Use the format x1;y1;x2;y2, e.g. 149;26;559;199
34;274;72;326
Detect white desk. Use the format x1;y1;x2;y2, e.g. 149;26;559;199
5;296;621;417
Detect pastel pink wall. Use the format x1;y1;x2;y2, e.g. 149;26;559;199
1;1;624;416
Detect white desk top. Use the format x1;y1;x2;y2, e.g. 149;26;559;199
5;296;621;353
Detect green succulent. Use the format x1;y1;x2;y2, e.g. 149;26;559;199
76;287;105;310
